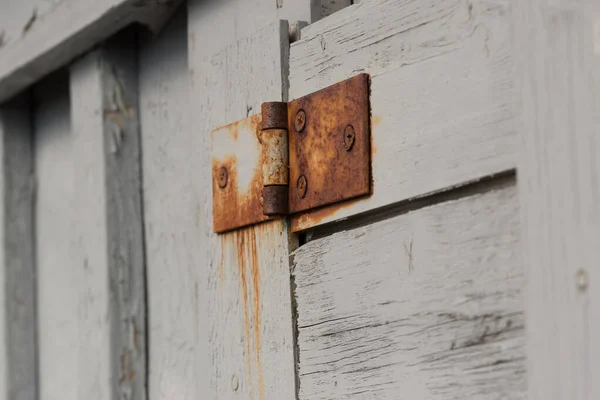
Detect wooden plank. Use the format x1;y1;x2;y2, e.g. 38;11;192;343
315;0;353;21
186;0;348;60
69;29;146;400
198;19;296;400
514;1;600;399
0;93;36;400
33;70;76;400
292;182;525;399
137;10;198;400
288;0;515;231
187;0;302;395
0;0;181;103
0;1;55;53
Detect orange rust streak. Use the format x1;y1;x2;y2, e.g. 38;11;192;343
248;228;265;399
291;196;363;232
370;114;381;155
230;226;266;399
219;236;225;286
236;230;254;400
371;114;382;127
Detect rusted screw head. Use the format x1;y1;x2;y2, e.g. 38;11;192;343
343;125;356;151
296;175;308;199
217;166;228;189
294;110;306;133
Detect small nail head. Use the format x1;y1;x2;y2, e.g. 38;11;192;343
297;174;307;199
294;110;306;133
343;125;356;151
576;268;589;292
217;166;228;189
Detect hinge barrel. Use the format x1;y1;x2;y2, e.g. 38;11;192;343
261;102;289;216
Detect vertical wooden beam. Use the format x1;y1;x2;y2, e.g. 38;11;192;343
34;70;76;400
190;20;297;400
187;1;316;398
138;10;196;400
514;1;600;399
69;29;146;400
0;93;36;400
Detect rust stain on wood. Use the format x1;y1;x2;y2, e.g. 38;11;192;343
248;228;265;399
371;114;382;127
119;349;135;385
219;236;226;286
291;196;363;232
220;226;266;398
236;230;254;399
370;114;380;155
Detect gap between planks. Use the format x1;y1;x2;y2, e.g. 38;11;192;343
301;170;516;242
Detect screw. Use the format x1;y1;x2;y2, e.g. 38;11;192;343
576;268;589;292
294;110;306;133
343;125;355;151
296;175;308;199
217;166;228;189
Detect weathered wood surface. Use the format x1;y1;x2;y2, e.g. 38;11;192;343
188;14;297;398
292;182;524;399
0;0;181;103
138;9;198;400
312;0;353;22
288;0;515;231
0;93;36;400
186;0;348;60
33;70;76;400
70;30;145;400
140;0;353;396
514;1;600;399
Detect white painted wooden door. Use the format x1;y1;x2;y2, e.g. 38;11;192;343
180;0;523;399
1;0;599;399
287;1;524;398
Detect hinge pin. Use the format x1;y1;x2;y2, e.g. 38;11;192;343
261;102;289;216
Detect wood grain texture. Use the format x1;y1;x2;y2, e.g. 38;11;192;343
138;10;199;400
0;93;36;400
514;1;600;399
188;2;299;396
0;0;181;103
33;70;76;400
70;29;146;400
288;0;516;231
292;183;525;399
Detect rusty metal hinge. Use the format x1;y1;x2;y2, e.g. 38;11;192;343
212;73;370;233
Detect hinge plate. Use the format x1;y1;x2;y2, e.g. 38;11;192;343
212;74;371;233
288;73;370;214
